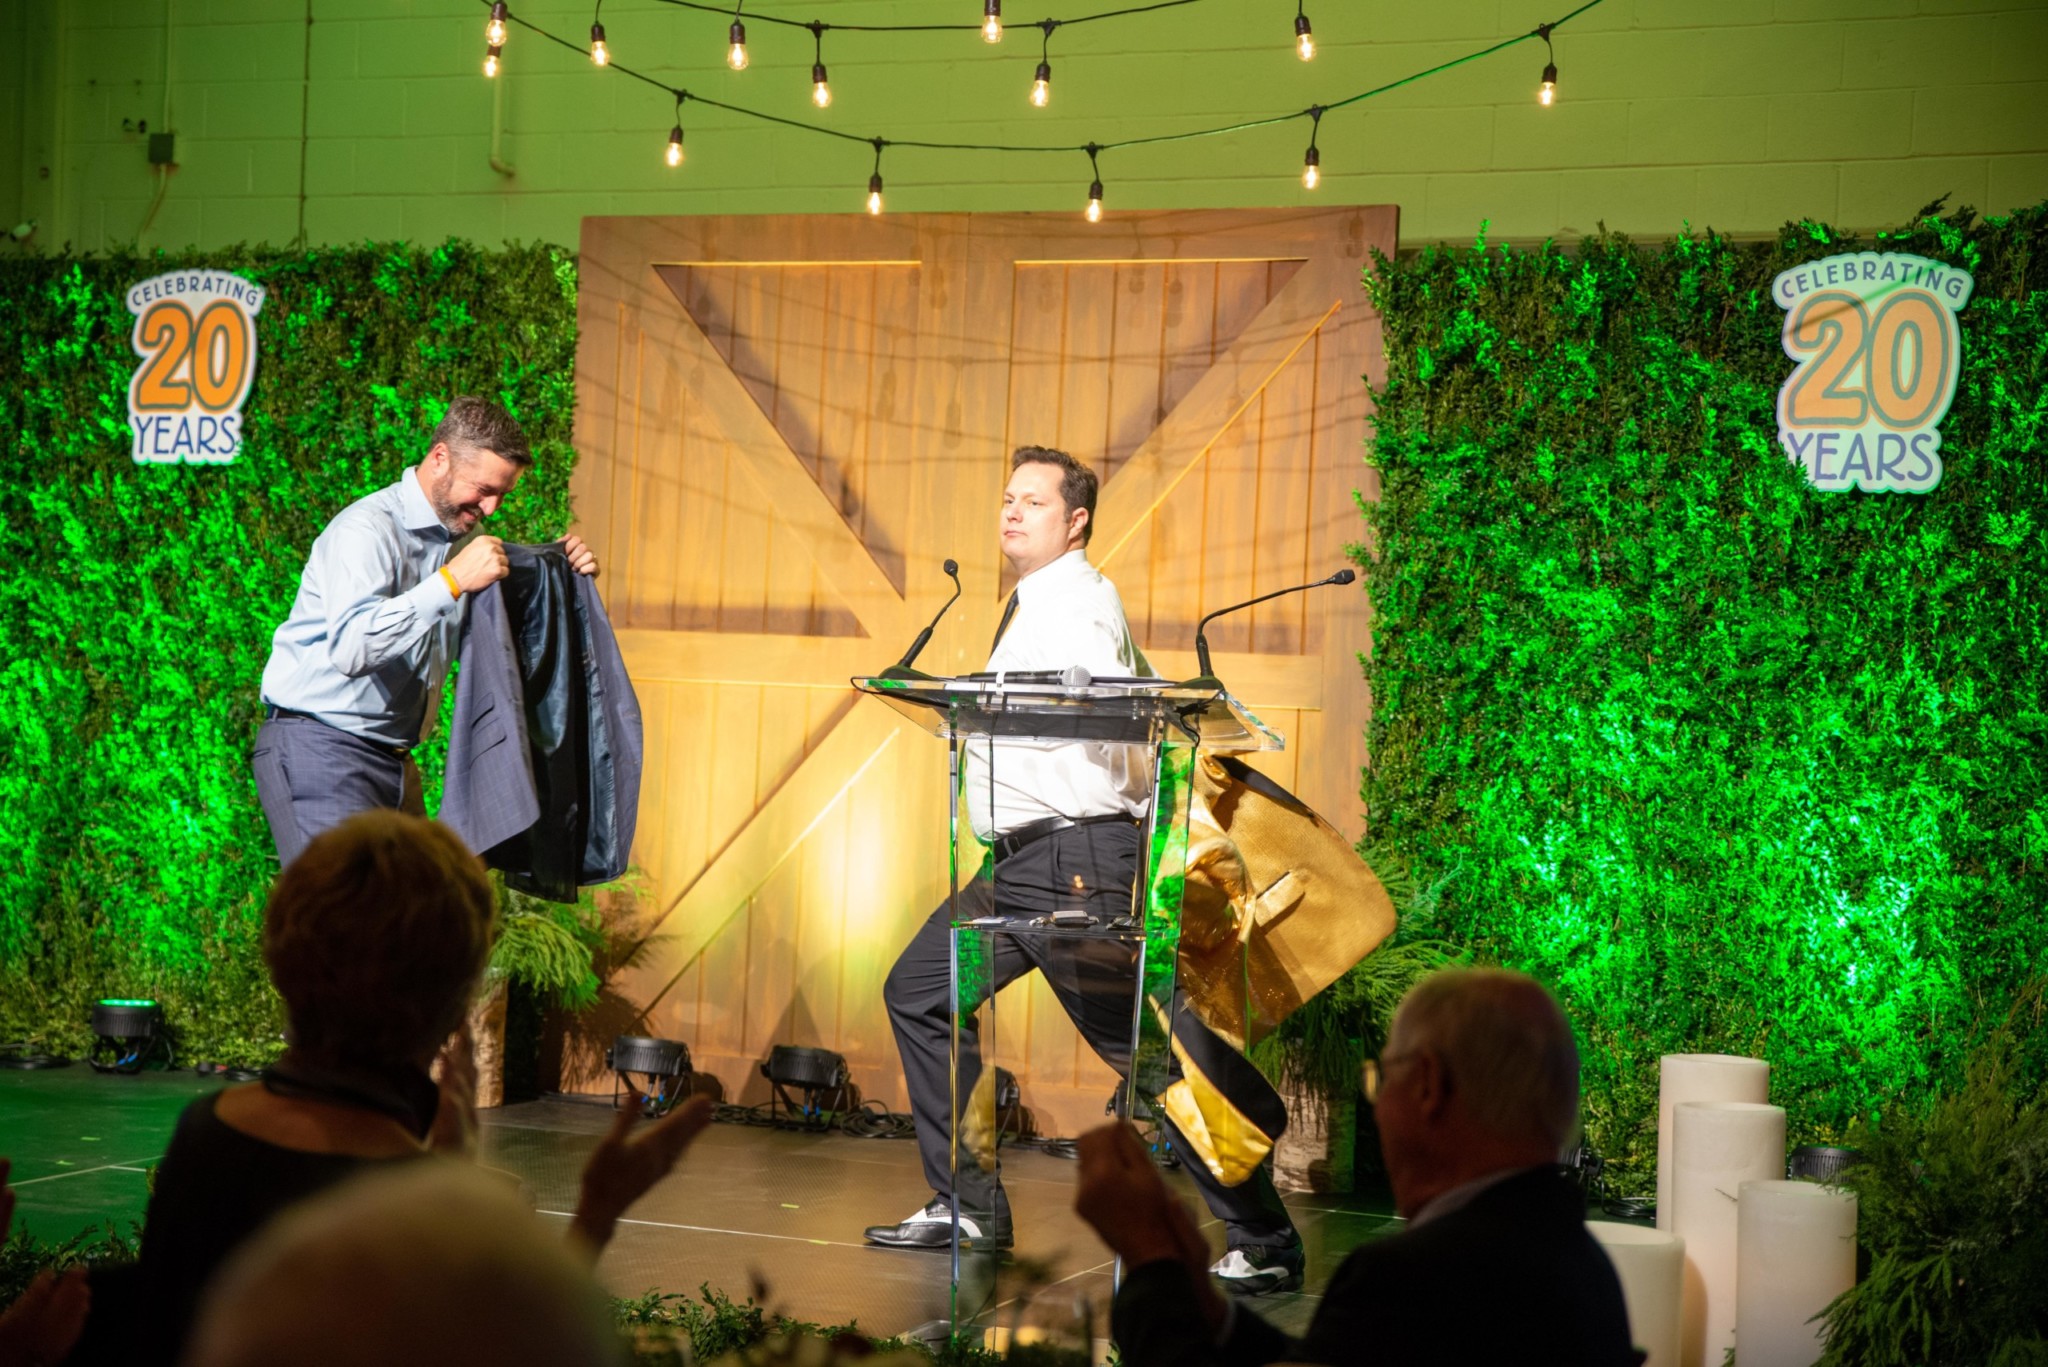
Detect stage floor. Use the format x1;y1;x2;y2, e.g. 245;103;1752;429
3;1066;1401;1340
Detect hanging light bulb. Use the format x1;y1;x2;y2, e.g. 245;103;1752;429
485;1;508;47
981;0;1003;43
1030;59;1051;108
666;125;685;167
1085;179;1103;223
1293;10;1315;61
727;19;749;70
1302;144;1321;190
590;22;609;65
483;41;503;76
812;62;833;108
866;172;884;216
1539;61;1557;105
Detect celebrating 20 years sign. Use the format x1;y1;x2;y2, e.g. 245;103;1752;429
126;270;266;465
1773;252;1972;494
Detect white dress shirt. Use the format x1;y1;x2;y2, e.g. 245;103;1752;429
962;549;1154;841
258;467;465;747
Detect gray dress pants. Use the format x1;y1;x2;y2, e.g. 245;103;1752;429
250;714;426;867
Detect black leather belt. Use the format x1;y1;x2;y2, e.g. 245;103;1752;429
263;704;414;758
990;813;1139;865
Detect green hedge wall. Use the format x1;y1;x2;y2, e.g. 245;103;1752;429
0;243;579;1062
1360;203;2048;1187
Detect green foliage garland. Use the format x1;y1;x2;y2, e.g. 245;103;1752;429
1359;202;2048;1187
0;243;579;1062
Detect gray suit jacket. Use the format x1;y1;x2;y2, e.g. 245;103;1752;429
440;542;642;900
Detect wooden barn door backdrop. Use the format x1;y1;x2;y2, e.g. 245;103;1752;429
566;207;1397;1134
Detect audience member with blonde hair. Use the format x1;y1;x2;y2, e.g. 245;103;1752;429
1075;967;1641;1367
184;1163;626;1367
73;811;709;1366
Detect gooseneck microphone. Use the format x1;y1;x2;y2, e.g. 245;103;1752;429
1192;567;1357;680
895;558;963;670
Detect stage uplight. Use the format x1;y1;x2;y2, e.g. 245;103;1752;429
89;998;169;1074
761;1044;849;1126
607;1034;693;1116
1787;1145;1859;1183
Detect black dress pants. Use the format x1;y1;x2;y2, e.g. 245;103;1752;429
881;821;1296;1248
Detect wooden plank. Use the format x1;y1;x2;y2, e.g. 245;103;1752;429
1104;262;1168;481
1143;649;1322;712
1057;264;1114;466
1143;261;1219;646
661;300;910;644
1092;257;1345;577
613;699;907;1024
1249;308;1321;656
863;265;920;596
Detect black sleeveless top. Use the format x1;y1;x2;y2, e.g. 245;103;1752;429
120;1090;419;1364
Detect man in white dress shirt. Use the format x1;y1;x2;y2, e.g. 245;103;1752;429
863;447;1303;1294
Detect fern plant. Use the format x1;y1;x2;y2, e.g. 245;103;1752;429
485;874;634;1010
1815;983;2048;1367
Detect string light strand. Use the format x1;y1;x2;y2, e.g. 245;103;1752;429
483;0;1605;165
651;0;1204;36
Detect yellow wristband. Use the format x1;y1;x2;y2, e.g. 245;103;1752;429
439;566;462;600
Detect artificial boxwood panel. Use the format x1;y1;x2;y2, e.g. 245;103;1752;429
0;243;578;1062
1360;204;2048;1186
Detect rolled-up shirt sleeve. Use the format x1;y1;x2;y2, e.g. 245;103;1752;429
319;519;463;678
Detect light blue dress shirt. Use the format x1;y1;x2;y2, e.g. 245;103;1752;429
259;467;465;748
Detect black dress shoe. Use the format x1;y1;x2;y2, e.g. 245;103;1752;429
862;1198;1012;1251
1211;1238;1305;1295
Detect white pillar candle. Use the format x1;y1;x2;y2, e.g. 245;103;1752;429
1672;1100;1786;1367
1658;1054;1769;1231
1589;1221;1685;1367
1736;1180;1857;1367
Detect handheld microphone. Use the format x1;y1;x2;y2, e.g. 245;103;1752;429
894;558;963;670
1193;567;1356;680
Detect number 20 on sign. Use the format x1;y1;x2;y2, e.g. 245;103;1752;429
1773;252;1973;494
126;270;266;465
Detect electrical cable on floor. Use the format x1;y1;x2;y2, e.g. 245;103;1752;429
705;1093;1074;1151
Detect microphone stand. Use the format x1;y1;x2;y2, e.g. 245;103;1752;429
881;558;963;680
1188;568;1357;687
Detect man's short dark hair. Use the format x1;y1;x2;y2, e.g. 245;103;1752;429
433;396;533;468
1011;445;1098;545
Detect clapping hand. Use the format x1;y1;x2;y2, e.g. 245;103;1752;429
1073;1122;1227;1332
0;1158;93;1366
427;1022;480;1159
569;1094;714;1258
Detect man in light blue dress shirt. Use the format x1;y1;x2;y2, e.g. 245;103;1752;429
251;396;597;865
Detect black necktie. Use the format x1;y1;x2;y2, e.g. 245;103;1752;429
991;590;1019;652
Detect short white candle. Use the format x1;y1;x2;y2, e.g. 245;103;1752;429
1589;1221;1685;1367
1672;1100;1786;1367
1736;1180;1857;1367
1657;1054;1769;1231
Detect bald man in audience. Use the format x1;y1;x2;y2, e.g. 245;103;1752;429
1075;967;1643;1367
184;1162;626;1367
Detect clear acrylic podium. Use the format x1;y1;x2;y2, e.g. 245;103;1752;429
853;670;1283;1328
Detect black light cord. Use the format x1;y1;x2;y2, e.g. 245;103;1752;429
484;0;1607;164
649;0;1202;35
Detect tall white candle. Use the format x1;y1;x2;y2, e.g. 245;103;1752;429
1657;1054;1769;1231
1672;1100;1786;1367
1736;1180;1857;1367
1590;1221;1685;1367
